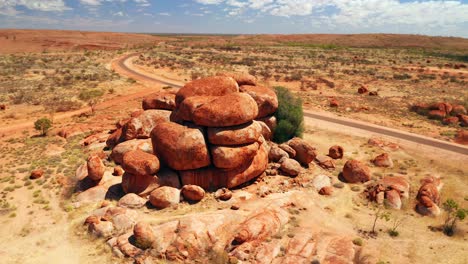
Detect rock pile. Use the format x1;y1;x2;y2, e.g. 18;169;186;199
415;176;443;216
365;175;410;209
411;101;467;127
104;73;278;195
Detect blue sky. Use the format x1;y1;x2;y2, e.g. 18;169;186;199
0;0;468;37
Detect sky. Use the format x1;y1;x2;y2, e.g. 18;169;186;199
0;0;468;37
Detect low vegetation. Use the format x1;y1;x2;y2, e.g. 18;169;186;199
273;86;304;143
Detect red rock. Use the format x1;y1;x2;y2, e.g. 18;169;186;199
133;222;155;249
427;110;446;120
113;166;124;176
430;102;453;115
369;91;379;96
385;189;402;209
149;186;180;209
123;110;171;140
179;142;268;190
328;145;344;159
319;186;333;195
329;98;339;107
372;153;393;167
256;115;277;133
279;144;296;158
280;158;302;176
455;130;468;145
268;145;289;162
106;128;124;148
181;185;205;202
214;188;232;201
87;154;105;181
342;160;371;183
30;169;44;180
459;114;468;127
207;121;262;146
175;76;239;106
442;116;460;125
122;150;160;176
217;72;257;86
0;104;6;110
121;172;159;196
110;139;153;164
192;93;259;127
142;92;176;111
151;122;210;171
211;142;259;169
257;120;273;141
287;137;317;165
381;176;410;198
117;233;142;257
239;85;278;118
358;85;368;94
315;155;336;170
451;105;467;115
416;176;443;216
177;96;217;122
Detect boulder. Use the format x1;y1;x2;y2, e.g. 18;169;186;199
217;72;257;86
110;139;153;164
257;121;273;141
385;189;402;209
211;142;259;169
315;155;336;170
179;142;268;190
411;103;429;114
279;158;302;176
459;114;468;127
133;222;155;249
175;76;239;106
451;105;467;115
113;166;124;176
455;130;468;145
381;176;410;198
177;96;217;122
192;93;259;127
328;145;344;159
0;104;6;110
372;153;393;168
151;122;210;171
278;144;296;158
121;150;160;176
106;128;124;148
358;85;368;94
30;169;44;180
319;186;333;196
142;92;176;111
416;176;443;216
239;85;278;118
181;185;205;202
430;102;453;115
287;137;317;165
256;115;277;133
369;91;379;96
427;110;446;120
207;121;262;146
342;160;371;183
312;174;332;191
329;98;339;107
149;186;180;209
87;154;105;181
214;188;232;201
121;172;159;197
442;116;459;125
118;193;148;209
268;145;289;162
123;110;171;140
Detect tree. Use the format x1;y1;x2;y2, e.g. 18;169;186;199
34;118;52;136
371;207;391;235
273;86;304;143
442;199;467;236
79;89;104;114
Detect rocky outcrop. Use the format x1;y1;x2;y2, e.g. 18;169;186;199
365;176;410;209
142;92;176;111
342;160;371;183
239;85;278;118
210;142;259;169
121;150;160;176
110;139;153;164
151;122;210;171
123;110;171;140
175;76;239;106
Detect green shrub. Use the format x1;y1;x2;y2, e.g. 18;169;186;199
34;118;52;136
273;86;304;143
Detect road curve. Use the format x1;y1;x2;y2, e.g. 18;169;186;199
115;54;468;156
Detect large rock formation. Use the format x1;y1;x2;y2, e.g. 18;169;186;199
175;76;239;106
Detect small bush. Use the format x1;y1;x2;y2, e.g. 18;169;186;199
273;86;304;143
34;118;52;136
352;238;363;246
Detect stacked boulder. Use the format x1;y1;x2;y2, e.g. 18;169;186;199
106;73;279;195
365;175;410;209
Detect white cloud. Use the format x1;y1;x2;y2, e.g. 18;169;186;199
0;0;70;13
159;12;171;16
79;0;150;7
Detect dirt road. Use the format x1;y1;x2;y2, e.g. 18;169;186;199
114;53;468;156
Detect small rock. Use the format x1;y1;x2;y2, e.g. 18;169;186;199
372;153;393;168
181;185;205;202
113;166;124;176
30;169;44;180
279;158;302;176
278;144;296;158
328;145;344;159
231;204;240;210
133;222;155;249
118;193;147;209
149;186;180;209
214;188;232;201
87;154;105;181
342;160;371;183
319;186;333;196
268;145;289;162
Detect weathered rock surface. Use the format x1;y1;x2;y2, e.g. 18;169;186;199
328;145;344;159
142;92;176;111
121;172;159;197
118;193;148;209
111;139;153;164
287;137;317;165
312;174;332;191
106;128;124;148
121;150;160;176
30;169;44;180
176;96;217;122
149;186;180;209
181;185;205;202
151;122;210;171
372;153;393;168
87;154;105;181
123;110;171;140
268;145;289;162
240;85;278;118
133;222;156;250
217;72;257;86
175;76;239;106
192;93;259;127
214;188;232;201
416;176;443;216
210;142;259;169
315;155;336;170
207;121;262;146
279;143;296;158
280;158;302;176
342;160;371;183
